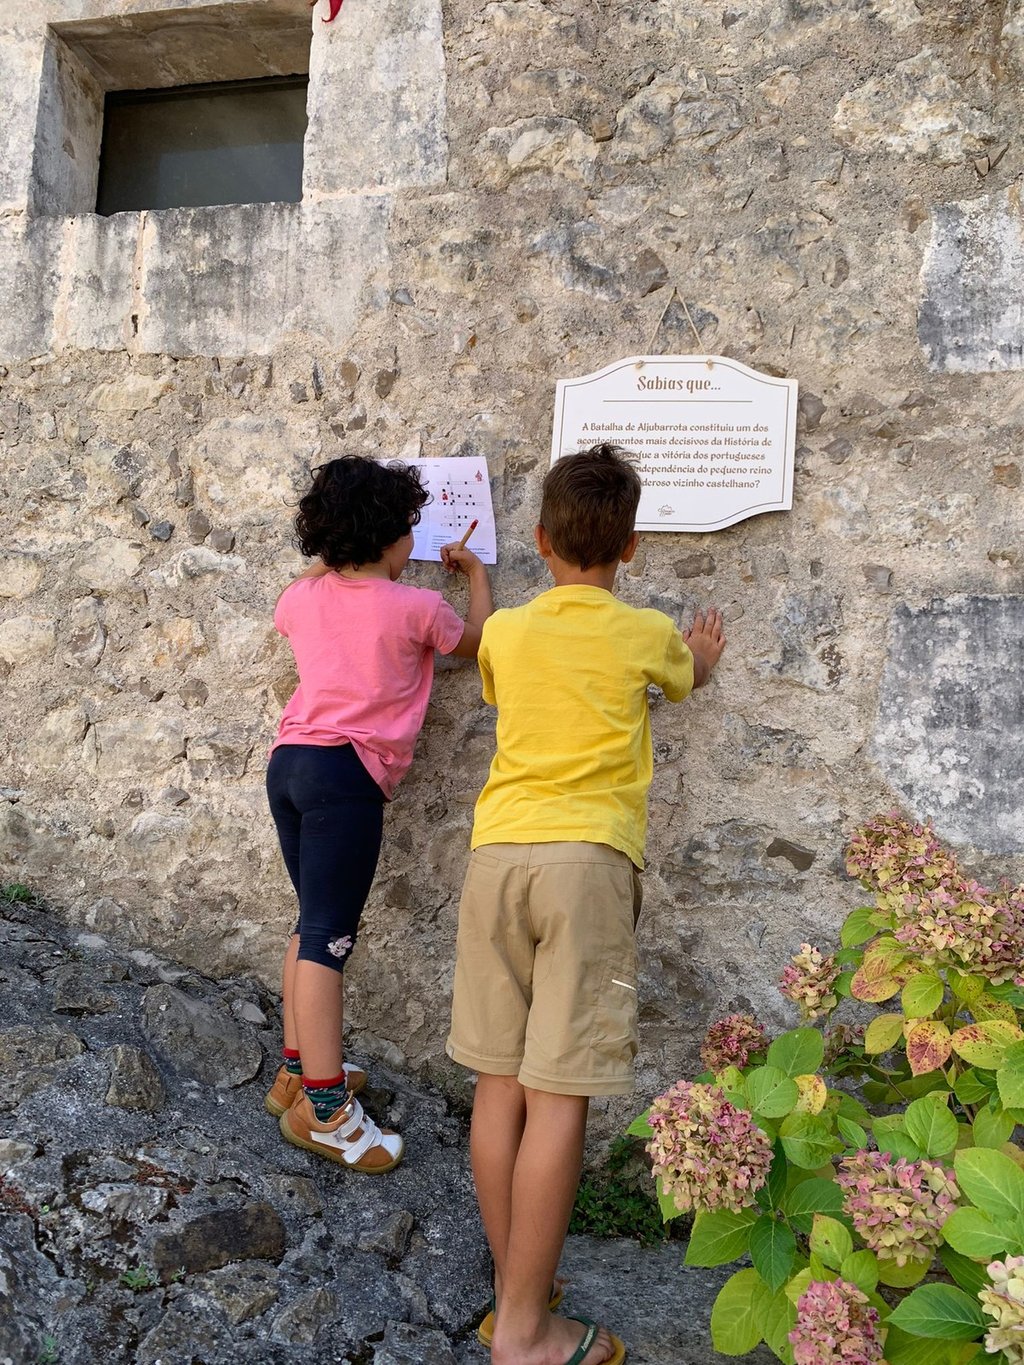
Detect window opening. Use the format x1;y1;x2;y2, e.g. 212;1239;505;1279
96;74;309;216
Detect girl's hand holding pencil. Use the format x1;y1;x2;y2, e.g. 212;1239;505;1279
440;520;484;576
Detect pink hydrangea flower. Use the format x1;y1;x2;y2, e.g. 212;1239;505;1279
836;1150;958;1265
789;1279;884;1365
845;815;1024;987
646;1081;772;1216
979;1255;1024;1363
699;1013;768;1073
779;943;840;1021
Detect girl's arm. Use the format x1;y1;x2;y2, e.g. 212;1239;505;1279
440;546;493;659
275;558;331;605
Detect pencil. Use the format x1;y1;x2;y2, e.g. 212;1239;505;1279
456;518;479;551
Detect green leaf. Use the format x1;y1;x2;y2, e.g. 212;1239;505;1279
782;1177;846;1218
749;1215;796;1293
942;1207;1016;1259
837;1115;868;1150
761;1288;796;1364
973;1107;1015;1149
625;1109;652;1139
939;1244;993;1298
955;1147;1024;1221
767;1028;825;1079
766;1142;788;1211
877;1129;924;1162
952;1020;1024;1071
834;970;855;999
840;1249;878;1294
884;1325;963;1365
779;1113;836;1170
656;1178;680;1224
864;1012;905;1054
784;1268;814;1305
685;1208;759;1267
877;1256;931;1287
955;1070;996;1106
902;972;945;1018
841;906;878;947
809;1214;852;1269
745;1066;800;1119
836;1094;873;1127
997;1042;1024;1111
887;1284;987;1340
709;1268;769;1355
904;1096;959;1157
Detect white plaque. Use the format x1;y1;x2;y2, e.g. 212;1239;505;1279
551;355;798;533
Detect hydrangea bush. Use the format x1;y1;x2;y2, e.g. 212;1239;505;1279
628;813;1024;1364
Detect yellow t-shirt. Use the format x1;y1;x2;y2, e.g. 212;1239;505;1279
471;585;694;868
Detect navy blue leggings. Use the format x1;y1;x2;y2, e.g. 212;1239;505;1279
266;743;385;972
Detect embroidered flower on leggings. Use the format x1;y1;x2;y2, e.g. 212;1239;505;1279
836;1149;958;1265
700;1013;768;1073
789;1279;884;1365
327;935;353;959
979;1255;1024;1363
645;1081;772;1216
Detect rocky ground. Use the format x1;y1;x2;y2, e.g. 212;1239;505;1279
0;897;771;1365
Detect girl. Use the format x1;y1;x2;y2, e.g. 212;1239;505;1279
265;455;492;1172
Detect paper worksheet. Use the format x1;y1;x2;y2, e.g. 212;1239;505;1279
402;456;497;564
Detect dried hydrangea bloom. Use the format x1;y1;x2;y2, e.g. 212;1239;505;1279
846;814;1024;987
979;1256;1024;1364
822;1022;865;1068
779;943;840;1021
789;1279;884;1365
646;1081;772;1216
699;1013;768;1073
845;811;958;893
836;1150;958;1266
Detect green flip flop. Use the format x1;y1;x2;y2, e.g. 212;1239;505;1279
564;1317;627;1365
476;1282;565;1348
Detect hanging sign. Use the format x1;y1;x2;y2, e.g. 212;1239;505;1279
551;355;798;533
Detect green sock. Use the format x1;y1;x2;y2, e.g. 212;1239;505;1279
303;1080;350;1122
282;1050;302;1076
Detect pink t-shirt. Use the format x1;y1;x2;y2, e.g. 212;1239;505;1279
272;574;465;798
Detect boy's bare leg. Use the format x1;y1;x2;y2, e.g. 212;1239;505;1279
490;1088;616;1365
282;933;299;1052
293;959;344;1079
471;1073;528;1298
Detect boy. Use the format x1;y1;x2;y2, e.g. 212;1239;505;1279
446;444;725;1365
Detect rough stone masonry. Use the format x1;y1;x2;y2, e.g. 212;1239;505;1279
1;0;1024;1136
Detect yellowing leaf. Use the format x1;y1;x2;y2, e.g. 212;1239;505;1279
850;966;901;1003
952;1021;1024;1070
793;1074;827;1115
974;993;1020;1026
906;1020;953;1076
864;1013;905;1055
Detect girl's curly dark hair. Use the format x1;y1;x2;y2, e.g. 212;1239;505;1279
295;457;429;568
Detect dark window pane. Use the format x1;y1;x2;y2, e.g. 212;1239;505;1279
97;76;308;215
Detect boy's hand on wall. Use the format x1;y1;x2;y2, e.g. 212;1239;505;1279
683;608;726;688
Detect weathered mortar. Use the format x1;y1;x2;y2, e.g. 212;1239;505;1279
2;0;1024;1134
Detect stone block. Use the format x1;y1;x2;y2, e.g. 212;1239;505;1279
875;595;1024;852
142;983;262;1088
0;31;45;212
86;715;186;778
151;1202;286;1282
0;615;55;664
0;552;45;600
104;1043;166;1112
833;53;995;165
136;199;390;356
71;538;145;592
919;188;1024;373
304;0;446;195
193;414;318;512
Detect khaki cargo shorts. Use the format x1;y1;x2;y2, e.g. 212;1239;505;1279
446;841;642;1097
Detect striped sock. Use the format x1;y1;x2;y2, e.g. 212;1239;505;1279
302;1073;349;1122
282;1048;302;1076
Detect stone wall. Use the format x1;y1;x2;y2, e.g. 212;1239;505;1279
2;0;1024;1130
